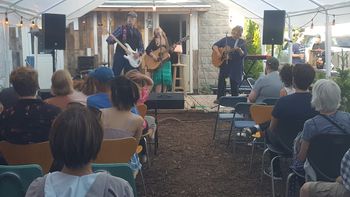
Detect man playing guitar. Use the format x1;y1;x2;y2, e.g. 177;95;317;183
106;11;144;75
212;25;247;103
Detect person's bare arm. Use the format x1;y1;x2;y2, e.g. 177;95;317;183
133;116;144;143
248;90;258;103
297;140;310;162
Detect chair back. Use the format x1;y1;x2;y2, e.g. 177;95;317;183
95;138;137;163
250;104;273;125
307;134;350;181
218;96;247;108
136;104;147;118
0;164;42;194
262;98;279;105
234;102;253;116
0;141;52;173
92;163;137;197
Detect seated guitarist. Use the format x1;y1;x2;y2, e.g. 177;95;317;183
212;25;247;103
146;27;172;93
106;11;144;76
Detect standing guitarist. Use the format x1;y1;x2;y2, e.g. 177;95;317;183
106;11;144;75
212;25;247;103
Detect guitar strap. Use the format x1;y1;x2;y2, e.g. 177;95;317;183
122;25;127;41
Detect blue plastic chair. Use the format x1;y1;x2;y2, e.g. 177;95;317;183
92;163;137;197
0;164;43;196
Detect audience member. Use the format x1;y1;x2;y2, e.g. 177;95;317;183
45;70;87;110
0;67;61;144
300;148;350;197
26;106;134;197
0;69;19;108
248;57;283;103
279;64;295;97
266;63;318;178
101;76;144;174
87;67;115;109
80;75;96;96
292;79;350;177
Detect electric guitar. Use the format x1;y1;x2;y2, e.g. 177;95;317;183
109;34;141;68
143;36;190;70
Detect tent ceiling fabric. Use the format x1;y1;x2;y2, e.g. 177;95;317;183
228;0;350;27
0;0;349;26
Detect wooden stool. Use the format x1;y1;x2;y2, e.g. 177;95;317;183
172;63;186;92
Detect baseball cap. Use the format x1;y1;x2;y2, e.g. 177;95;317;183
89;67;114;83
127;11;138;18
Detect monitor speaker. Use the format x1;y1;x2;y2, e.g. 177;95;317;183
42;13;66;50
263;10;286;45
78;56;95;71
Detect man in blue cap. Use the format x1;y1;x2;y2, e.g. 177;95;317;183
87;67;115;109
106;11;144;76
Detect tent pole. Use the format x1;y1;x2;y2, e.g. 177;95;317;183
325;10;332;78
288;16;292;64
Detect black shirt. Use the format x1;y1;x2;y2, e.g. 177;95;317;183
0;99;61;144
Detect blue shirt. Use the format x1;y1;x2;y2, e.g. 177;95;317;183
292;43;305;64
302;111;350;142
87;93;138;114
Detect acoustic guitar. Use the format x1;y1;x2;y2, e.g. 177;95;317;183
143;36;190;70
212;46;236;67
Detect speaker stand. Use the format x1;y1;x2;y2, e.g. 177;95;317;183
51;49;56;73
271;44;275;57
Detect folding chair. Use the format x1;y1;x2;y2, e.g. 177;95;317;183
0;141;52;173
285;134;350;196
92;163;137;197
249;104;274;171
227;102;255;150
213;96;247;140
0;164;43;195
261;98;279;106
95;137;147;196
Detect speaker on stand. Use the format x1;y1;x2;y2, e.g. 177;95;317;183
42;13;66;72
263;10;286;57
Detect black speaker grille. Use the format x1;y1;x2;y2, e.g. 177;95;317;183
263;10;286;45
42;13;66;50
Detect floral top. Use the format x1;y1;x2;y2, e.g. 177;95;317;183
0;99;61;144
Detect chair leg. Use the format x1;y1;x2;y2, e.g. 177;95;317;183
227;120;235;147
144;137;151;168
271;155;281;197
249;138;257;172
213;115;219;140
139;169;147;196
286;172;295;197
260;148;269;182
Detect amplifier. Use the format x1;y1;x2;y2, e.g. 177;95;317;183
145;92;184;109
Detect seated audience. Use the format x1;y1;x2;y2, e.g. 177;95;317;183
248;57;283;103
266;63;318;177
101;76;144;174
0;69;19;109
26;106;133;197
279;64;295;97
87;67;115;109
45;70;87;110
300;148;350;197
292;79;350;176
81;75;96;96
0;67;61;144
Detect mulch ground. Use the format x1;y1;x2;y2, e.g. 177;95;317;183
135;111;279;197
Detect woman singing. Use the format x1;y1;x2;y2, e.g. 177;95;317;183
146;27;172;93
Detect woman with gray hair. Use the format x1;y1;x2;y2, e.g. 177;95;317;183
292;79;350;176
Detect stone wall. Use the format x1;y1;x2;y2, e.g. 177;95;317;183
198;0;231;93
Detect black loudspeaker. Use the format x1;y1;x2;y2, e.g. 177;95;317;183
42;13;66;50
263;10;286;45
145;93;185;109
78;56;95;71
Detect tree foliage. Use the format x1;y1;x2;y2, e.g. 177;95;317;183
243;19;263;79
